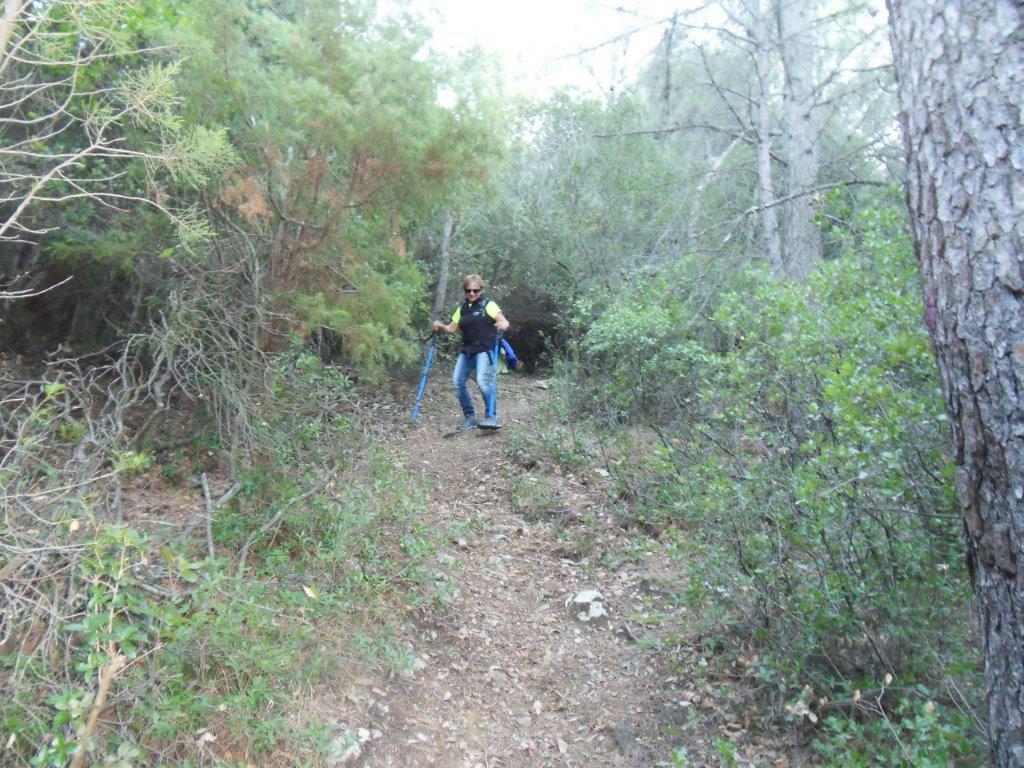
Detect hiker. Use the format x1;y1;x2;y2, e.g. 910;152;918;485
432;274;510;430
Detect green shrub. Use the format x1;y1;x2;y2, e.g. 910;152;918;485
815;698;978;767
568;203;982;758
2;350;435;767
675;207;969;687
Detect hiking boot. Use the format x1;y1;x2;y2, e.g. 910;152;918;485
477;415;502;429
457;416;478;430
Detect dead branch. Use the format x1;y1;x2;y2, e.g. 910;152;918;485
0;274;72;299
68;651;127;768
200;472;215;559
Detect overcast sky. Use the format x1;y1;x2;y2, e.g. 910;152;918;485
392;0;696;96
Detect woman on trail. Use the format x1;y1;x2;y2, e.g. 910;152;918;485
432;274;510;430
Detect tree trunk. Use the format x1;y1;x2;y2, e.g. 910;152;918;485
432;210;455;318
776;0;821;279
748;0;784;276
0;1;24;68
887;2;1024;764
660;12;678;121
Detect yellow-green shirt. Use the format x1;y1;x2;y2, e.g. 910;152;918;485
451;300;500;324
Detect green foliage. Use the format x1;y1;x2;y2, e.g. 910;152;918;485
147;0;504;379
7;0;503;380
568;202;982;758
112;450;154;475
675;206;968;687
713;737;740;768
508;475;561;521
816;699;979;767
457;93;689;306
670;746;692;767
7;1;234;237
2;347;436;766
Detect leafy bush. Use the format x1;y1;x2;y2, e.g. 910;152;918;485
1;350;435;767
679;231;966;678
569;203;982;759
816;697;978;767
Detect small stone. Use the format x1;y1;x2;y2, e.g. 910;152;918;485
567;588;610;624
567;588;603;607
325;733;361;766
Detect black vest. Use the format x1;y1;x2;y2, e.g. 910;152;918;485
458;294;497;357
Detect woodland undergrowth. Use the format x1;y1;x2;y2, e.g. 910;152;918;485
539;203;985;766
1;2;493;761
1;331;436;767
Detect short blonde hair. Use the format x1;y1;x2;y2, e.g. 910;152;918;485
461;274;485;290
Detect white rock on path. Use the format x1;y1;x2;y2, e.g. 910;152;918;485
566;589;609;623
325;733;361;766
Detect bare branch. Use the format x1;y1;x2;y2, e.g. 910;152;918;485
0;274;72;300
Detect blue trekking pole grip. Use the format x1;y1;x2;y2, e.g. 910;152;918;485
411;332;437;423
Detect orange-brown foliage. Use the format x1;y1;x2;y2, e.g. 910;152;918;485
220;174;270;224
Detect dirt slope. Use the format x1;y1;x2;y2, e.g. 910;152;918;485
338;373;669;767
324;373;797;768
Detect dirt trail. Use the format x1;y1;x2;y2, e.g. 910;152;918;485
352;374;679;767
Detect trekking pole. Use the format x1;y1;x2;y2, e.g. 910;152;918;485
410;332;437;423
486;331;501;418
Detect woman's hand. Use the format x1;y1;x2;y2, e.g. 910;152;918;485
496;318;510;333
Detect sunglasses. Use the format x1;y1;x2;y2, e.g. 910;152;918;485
464;287;482;294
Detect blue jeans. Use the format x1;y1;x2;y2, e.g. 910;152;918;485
453;351;497;418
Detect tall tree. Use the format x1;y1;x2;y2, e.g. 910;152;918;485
432;210;455;318
157;0;500;374
636;0;887;280
776;0;822;278
742;0;784;276
887;2;1024;764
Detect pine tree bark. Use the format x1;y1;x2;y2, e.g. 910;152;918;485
776;0;821;279
887;2;1024;764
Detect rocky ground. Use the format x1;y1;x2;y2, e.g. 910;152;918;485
313;372;803;768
